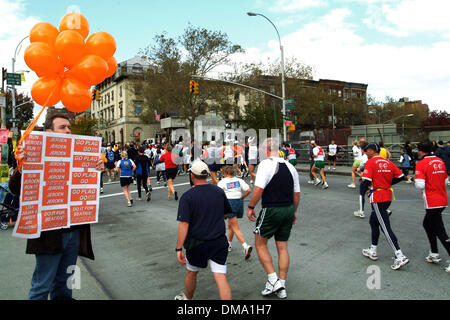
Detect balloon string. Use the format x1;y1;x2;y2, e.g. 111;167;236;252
14;83;59;174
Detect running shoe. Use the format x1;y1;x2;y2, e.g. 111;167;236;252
174;292;189;300
244;245;252;260
445;264;450;273
138;197;142;201
228;243;232;252
391;255;409;270
347;184;356;188
100;188;104;194
328;166;331;170
164;183;167;187
127;201;132;207
130;198;133;204
362;248;378;261
314;179;322;186
261;279;282;296
157;181;160;185
174;192;178;201
277;288;287;299
149;185;153;192
354;210;365;218
332;167;336;170
146;192;151;202
425;251;442;264
387;210;392;216
307;180;315;184
322;182;329;189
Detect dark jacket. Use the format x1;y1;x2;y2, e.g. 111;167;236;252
435;146;450;171
9;171;95;260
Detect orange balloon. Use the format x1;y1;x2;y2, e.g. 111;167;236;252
24;42;64;77
86;31;116;61
69;54;108;86
54;30;86;67
60;77;92;113
30;22;59;47
31;76;62;106
59;12;90;39
105;56;117;78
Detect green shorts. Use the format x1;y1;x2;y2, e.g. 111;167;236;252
253;205;295;242
314;160;325;169
288;159;297;166
353;160;361;168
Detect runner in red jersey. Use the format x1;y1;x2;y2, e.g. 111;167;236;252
360;143;410;270
414;140;450;273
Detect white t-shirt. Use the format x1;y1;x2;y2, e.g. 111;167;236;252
217;177;250;200
328;144;337;156
360;154;368;168
313;146;325;161
254;157;300;193
352;146;362;161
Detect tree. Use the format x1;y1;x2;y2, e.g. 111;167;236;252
70;115;98;136
2;89;34;130
136;25;244;141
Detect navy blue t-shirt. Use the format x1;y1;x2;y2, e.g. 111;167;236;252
177;184;232;241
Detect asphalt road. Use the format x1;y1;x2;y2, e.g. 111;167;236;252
1;168;449;300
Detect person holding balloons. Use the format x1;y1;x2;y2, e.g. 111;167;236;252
11;12;116;300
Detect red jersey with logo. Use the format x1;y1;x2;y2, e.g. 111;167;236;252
415;156;448;209
158;152;178;169
362;156;404;203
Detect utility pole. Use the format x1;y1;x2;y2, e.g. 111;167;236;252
1;68;6;128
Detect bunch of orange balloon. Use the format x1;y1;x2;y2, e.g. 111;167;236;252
15;12;117;171
25;12;117;113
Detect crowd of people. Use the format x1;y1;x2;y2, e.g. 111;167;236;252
7;114;450;301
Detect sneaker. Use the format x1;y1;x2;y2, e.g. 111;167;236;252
261;279;283;296
307;180;315;184
244;245;253;260
362;248;378;261
100;188;104;194
138;197;142;201
322;183;329;189
164;183;167;187
332;167;336;170
425;251;442;264
387;210;392;216
445;264;450;273
277;288;287;299
174;292;189;300
391;255;409;270
354;210;365;218
157;181;160;185
108;179;112;183
174;192;178;201
130;198;133;204
228;243;232;252
405;179;412;184
127;201;132;207
348;184;356;188
328;166;331;170
314;179;322;186
149;185;153;192
146;192;151;202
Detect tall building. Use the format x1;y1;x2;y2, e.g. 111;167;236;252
88;56;160;145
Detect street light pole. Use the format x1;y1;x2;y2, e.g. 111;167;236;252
12;35;29;136
247;12;286;142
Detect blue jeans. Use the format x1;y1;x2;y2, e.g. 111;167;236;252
29;229;80;300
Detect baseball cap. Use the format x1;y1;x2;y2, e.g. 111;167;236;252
189;161;210;176
363;142;380;153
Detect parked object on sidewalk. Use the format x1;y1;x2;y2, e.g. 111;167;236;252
0;180;19;230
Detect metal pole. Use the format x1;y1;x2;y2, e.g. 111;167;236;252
281;45;286;142
11;57;16;132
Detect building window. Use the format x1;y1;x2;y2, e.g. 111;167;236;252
134;102;143;116
119;102;123;118
119;86;122;98
111;107;114;120
111;90;114;101
338;90;342;98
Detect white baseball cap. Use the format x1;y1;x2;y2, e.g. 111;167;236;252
189;161;210;176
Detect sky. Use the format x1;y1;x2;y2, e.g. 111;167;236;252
1;0;450;125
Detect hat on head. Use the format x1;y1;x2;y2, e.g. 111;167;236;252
210;141;216;146
189;161;210;176
363;142;380;153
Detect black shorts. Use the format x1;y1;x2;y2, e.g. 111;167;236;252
186;236;228;268
328;155;336;161
165;168;178;180
120;177;133;187
208;163;221;172
106;162;115;170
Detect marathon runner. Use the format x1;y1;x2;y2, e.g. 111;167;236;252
361;142;409;270
327;140;338;170
311;141;328;189
414;140;450;273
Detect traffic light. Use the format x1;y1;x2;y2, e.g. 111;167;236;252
92;89;96;100
95;90;101;101
193;81;199;95
189;80;199;95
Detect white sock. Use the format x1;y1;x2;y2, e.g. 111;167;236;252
395;250;404;258
242;242;248;249
279;279;286;288
370;245;377;253
268;272;278;284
